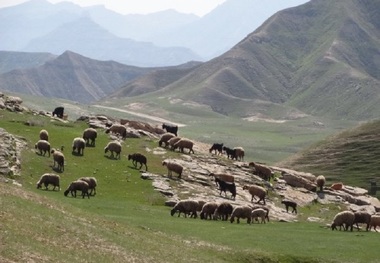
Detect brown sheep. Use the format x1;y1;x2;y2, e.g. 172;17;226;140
51;149;64;172
158;133;175;147
200;202;218;220
167;137;182;150
64;180;90;199
249;162;273;181
171;200;199;218
331;211;355;231
243;184;267;205
35;140;51;157
172;138;194;154
82;128;97;146
105;124;127;139
233;147;245;161
72;137;86;155
353;211;371;231
128;153;148;171
230;205;253;224
79;177;98;196
162;160;183;179
316;175;326;192
104;141;122;159
213;202;234;221
36;173;60;191
39;129;49;141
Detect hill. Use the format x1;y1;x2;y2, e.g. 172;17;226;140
0;51;56;74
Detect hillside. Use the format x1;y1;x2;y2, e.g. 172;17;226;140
0;51;56;74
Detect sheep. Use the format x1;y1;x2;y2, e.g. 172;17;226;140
104;141;122;159
250;205;270;222
167;137;182;150
64;180;90;199
249;162;273;181
243;184;267;205
200;202;218;220
222;146;236;160
281;200;297;214
197;200;207;213
170;200;199;218
316;175;326;192
330;183;343;191
216;178;236;200
209;173;235;186
230;205;253;224
209;143;223;155
162;123;178;136
36;173;60;191
105;124;127;139
234;147;245;161
39;129;49;141
34;139;51;157
213;202;234;221
51;149;64;172
78;177;97;196
331;211;355;231
158;133;176;147
353;211;371;231
52;106;64;118
251;208;267;224
128;153;148;171
369;215;380;232
172;138;194;154
162;160;183;179
72;137;86;155
82;127;97;146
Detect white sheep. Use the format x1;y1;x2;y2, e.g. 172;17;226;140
230;205;253;224
51;149;65;172
243;184;267;205
158;133;175;147
200;202;218;220
369;215;380;232
316;175;326;192
39;129;49;141
104;141;122;159
171;200;199;218
105;124;127;139
82;128;97;146
36;173;60;191
251;208;267;224
213;202;234;221
34;139;51;157
79;177;97;196
172;138;194;154
331;211;355;231
162;160;183;179
250;205;270;222
64;180;90;198
72;137;86;155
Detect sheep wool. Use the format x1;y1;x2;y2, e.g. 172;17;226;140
173;139;194;154
243;185;267;205
36;173;60;191
51;149;65;172
64;180;90;199
331;211;355;231
72;137;86;155
230;206;253;224
104;141;122;159
200;202;218;220
213;202;234;221
251;208;267;224
369;215;380;232
79;177;98;196
35;140;51;157
316;175;326;192
158;133;175;147
39;129;49;141
162;160;183;179
171;200;199;218
82;128;97;146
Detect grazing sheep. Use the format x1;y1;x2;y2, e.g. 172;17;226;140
353;211;371;231
52;106;64;118
222;146;236;160
281;200;298;214
158;133;175;147
172;138;194;154
200;202;218;220
213;202;234;221
230;205;253;224
51;149;65;172
82;128;97;146
251;208;267;224
64;180;90;199
104;141;122;159
209;173;235;186
197;200;207;213
316;175;326;192
36;173;60;191
72;137;86;155
171;200;199;218
243;185;267;205
39;129;49;141
79;177;97;196
330;183;343;191
250;205;270;222
249;162;273;181
331;211;355;231
162;160;183;179
216;178;236;200
128;153;148;171
167;137;182;150
162;123;178;136
369;215;380;232
233;147;245;161
105;124;127;139
209;143;223;155
34;139;51;157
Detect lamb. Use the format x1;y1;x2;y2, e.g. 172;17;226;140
172;138;194;154
331;211;355;231
369;215;380;232
162;123;178;136
216;178;236;200
105;124;127;139
82;127;97;146
35;139;51;157
209;143;223;155
51;149;65;172
36;173;60;191
233;147;245;161
162;160;183;179
128;153;148;171
39;129;49;141
213;202;234;221
281;200;297;214
243;184;267;204
64;180;90;199
200;202;218;220
251;208;267;224
330;183;343;191
167;137;182;150
230;205;253;224
170;200;199;218
249;162;273;181
72;137;86;155
316;175;326;192
209;173;235;186
79;177;97;196
158;133;176;147
104;141;122;159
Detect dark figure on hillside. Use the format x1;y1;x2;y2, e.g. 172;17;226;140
162;123;178;136
52;107;64;118
281;200;297;214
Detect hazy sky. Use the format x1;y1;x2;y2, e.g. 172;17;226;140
0;0;227;16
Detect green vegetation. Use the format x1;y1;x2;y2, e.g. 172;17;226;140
1;109;379;263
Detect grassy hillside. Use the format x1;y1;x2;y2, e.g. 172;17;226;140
1;109;380;263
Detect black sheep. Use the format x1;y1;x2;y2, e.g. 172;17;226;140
281;200;297;214
216;178;236;200
128;153;148;171
162;123;178;136
209;143;223;155
52;106;64;118
222;146;237;160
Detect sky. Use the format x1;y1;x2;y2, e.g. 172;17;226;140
0;0;227;16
